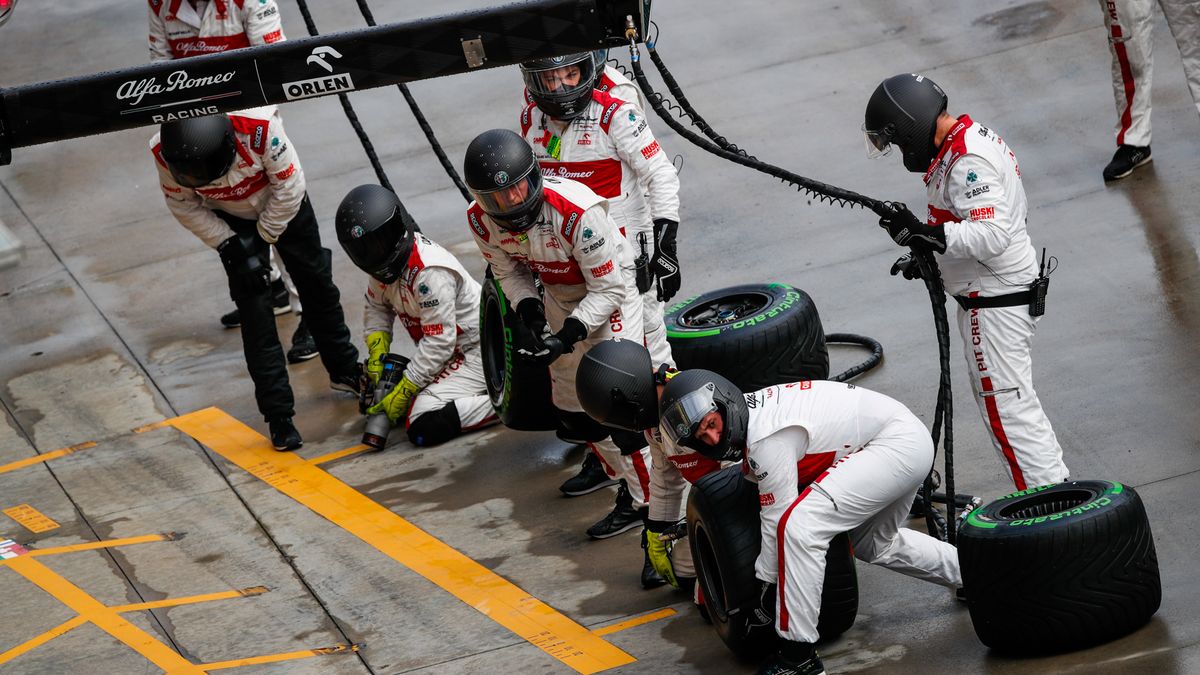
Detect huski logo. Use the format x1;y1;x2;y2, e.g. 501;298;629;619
285;46;355;101
117;69;237;107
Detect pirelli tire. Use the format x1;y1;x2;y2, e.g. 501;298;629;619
958;480;1161;654
686;467;857;658
479;271;557;431
665;283;829;391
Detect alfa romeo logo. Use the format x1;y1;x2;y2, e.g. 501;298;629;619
494;170;510;186
350;226;365;238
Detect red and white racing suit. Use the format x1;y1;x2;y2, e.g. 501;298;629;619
644;425;727;579
148;0;284;61
469;177;651;506
924;115;1069;490
520;90;681;369
363;234;495;431
747;381;961;644
1099;0;1200;147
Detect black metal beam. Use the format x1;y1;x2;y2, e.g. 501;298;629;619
0;0;649;163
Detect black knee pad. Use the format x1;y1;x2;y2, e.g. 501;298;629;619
609;428;648;456
407;403;462;447
555;409;611;444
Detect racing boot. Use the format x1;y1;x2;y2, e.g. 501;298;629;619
268;417;303;451
560;452;618;496
586;481;646;539
286;317;318;363
757;641;825;675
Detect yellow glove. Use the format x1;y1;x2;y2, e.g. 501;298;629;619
364;331;392;384
367;374;420;424
644;528;678;587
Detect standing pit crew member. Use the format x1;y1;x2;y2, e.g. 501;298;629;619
151;109;360;450
660;370;962;675
864;73;1069;491
519;51;683;498
336;184;497;447
464;129;654;542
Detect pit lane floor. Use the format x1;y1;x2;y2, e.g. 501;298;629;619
2;1;1198;673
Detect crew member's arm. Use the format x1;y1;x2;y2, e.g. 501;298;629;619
750;426;808;584
941;155;1016;261
608;101;680;224
361;278;396;382
565;207;628;332
403;267;462;389
646;431;689;529
256;114;306;244
242;0;286;46
148;6;172;61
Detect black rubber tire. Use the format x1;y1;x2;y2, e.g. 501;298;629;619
665;283;828;392
958;480;1161;654
478;272;557;431
687;467;857;658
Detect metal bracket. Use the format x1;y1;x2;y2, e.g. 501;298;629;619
461;37;486;68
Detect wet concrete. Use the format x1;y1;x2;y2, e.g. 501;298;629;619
2;0;1199;673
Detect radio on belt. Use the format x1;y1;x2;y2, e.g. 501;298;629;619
1029;247;1051;317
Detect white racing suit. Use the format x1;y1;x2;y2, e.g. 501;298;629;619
469;177;651;506
520;89;681;369
363;234;495;437
924;115;1069;490
747;381;961;644
148;0;285;60
1099;0;1200;147
644;425;729;579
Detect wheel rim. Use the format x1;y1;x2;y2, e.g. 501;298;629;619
695;524;730;623
677;292;772;329
482;291;507;404
997;488;1097;520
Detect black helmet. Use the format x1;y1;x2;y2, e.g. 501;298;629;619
335;184;414;284
659;369;749;461
160;114;237;188
464;129;544;233
864;73;948;173
576;339;657;432
519;52;597;120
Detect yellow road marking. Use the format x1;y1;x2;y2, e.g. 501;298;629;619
0;616;86;666
111;586;269;613
132;420;171;433
4;556;203;673
0;442;97;476
201;643;359;670
591;608;677;637
308;444;372;466
15;533;172;559
167;407;635;674
3;504;60;533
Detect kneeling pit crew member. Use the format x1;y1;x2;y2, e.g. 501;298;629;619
336;184;497;447
151;108;360;451
660;370;962;675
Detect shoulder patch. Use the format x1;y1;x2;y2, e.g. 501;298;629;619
594;90;627;134
467;204;490;242
229;115;270;155
151;142;168;169
542;188;585;240
520;101;538;138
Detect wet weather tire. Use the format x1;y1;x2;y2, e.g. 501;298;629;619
958;480;1161;654
479;272;557;431
687;467;857;658
665;283;828;392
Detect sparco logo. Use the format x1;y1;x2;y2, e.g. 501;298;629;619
117;70;236;107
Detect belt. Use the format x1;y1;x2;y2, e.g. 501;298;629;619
953;291;1031;310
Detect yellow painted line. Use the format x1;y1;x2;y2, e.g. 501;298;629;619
132;420;171;434
0;442;97;476
591;608;677;637
308;444;372;466
3;504;60;533
0;615;86;666
16;533;172;559
167;407;635;674
4;556;203;673
111;586;269;613
200;643;359;670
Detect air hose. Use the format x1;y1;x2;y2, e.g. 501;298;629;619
624;27;962;541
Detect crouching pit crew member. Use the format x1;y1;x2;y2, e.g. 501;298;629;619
464;129;656;546
864;73;1069;491
336;184;497;447
660;371;962;675
151;108;360;450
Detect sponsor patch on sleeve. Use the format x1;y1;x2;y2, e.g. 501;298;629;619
422;324;444;336
468;209;490;242
275;164;296;180
759;493;776;507
589;260;614;278
640;140;661;159
969;206;995;221
263;29;284;44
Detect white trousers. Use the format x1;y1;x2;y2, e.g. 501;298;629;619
406;348;496;430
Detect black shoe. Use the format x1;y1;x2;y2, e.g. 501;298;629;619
1102;144;1151;181
757;650;825;675
220;279;292;328
268;417;303;451
560;452;618;496
286;319;318;364
641;532;667;589
586;482;646;539
330;363;362;395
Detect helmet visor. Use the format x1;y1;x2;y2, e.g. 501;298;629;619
661;384;718;448
470;167;542;230
863;123;894;159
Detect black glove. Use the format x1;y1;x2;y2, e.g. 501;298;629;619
890;252;924;280
650;218;681;302
879;204;946;253
217;234;270;301
515;298;549;337
517;317;587;366
741;580;776;630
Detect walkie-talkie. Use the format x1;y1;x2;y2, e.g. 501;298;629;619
1029;247;1050;317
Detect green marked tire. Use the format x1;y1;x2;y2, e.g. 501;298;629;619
958;480;1161;654
665;283;828;392
479;270;557;431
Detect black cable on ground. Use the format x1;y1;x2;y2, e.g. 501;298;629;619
350;0;472;203
826;333;883;383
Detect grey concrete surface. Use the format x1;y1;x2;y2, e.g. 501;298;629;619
2;0;1198;673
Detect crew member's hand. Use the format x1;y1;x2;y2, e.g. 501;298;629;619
743;580;776;629
879;203;946;253
366;374;420;424
364;331;392;384
889;252;924;280
516;318;586;365
516;298;549;337
217;234;271;299
650;218;681;302
643;528;679;588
